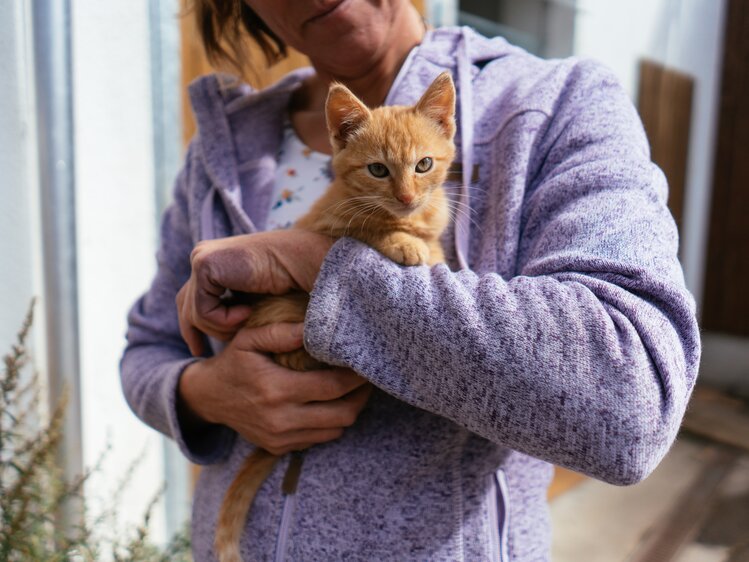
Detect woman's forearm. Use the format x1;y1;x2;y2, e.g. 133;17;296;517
304;238;699;485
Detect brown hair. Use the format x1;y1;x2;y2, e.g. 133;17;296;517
192;0;287;74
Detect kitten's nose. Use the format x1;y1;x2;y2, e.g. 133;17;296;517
397;193;414;206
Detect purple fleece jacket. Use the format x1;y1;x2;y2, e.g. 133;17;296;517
121;27;700;561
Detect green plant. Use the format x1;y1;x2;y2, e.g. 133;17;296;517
0;301;191;561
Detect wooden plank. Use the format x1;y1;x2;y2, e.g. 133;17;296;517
550;438;708;562
694;453;749;556
628;447;738;562
637;59;694;234
702;0;749;336
682;385;749;453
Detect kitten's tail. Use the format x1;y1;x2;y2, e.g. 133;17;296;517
215;448;279;562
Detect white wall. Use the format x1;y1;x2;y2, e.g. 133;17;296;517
0;1;44;360
71;0;170;542
426;0;459;27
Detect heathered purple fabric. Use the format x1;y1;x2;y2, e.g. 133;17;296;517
121;27;700;561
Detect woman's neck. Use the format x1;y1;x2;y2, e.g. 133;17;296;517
300;4;426;110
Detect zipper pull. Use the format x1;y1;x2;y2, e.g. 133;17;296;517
281;451;305;495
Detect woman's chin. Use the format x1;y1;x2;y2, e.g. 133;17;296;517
302;0;364;42
300;1;393;69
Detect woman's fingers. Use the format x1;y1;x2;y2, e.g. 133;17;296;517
176;283;205;356
290;384;373;429
189;247;254;331
175;231;336;354
253;388;374;453
176;273;251;355
248;383;372;447
259;428;345;456
183;324;206;357
234;322;305;354
283;367;370;402
180;237;263;343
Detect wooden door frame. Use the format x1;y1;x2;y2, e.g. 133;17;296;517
702;0;749;336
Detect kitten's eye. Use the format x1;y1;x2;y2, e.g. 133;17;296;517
367;163;389;178
415;157;433;173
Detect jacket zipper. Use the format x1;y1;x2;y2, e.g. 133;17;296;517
274;452;304;562
488;469;510;561
274;493;297;562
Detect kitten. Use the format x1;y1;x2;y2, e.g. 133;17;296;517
214;72;456;562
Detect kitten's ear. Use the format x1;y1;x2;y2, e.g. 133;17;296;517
326;83;372;151
414;72;456;139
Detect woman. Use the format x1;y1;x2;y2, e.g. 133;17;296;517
121;1;701;560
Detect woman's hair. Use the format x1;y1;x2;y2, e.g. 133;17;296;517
192;0;287;74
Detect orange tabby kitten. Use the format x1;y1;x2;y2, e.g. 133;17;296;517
215;72;456;562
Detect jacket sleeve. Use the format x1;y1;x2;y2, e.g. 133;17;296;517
304;60;700;486
120;142;236;465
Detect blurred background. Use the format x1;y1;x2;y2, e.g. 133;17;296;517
1;0;747;559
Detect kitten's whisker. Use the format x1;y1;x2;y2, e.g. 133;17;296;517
358;202;386;236
324;199;380;238
449;210;483;234
424;197;481;254
339;203;370;227
323;196;371;215
337;197;382;215
430;198;459;222
445;202;475;216
444;182;487;194
443;197;475;213
447;207;482;231
440;204;475;240
343;205;367;235
322;195;383;218
443;195;474;208
343;202;382;237
353;202;383;226
438;200;483;233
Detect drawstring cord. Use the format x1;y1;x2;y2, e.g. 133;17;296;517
455;28;474;271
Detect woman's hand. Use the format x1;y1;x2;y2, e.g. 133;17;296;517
176;230;334;356
178;322;371;455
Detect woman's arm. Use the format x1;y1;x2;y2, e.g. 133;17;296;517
122;142;240;463
304;62;699;485
305;238;697;485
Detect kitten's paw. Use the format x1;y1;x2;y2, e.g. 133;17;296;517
379;234;430;266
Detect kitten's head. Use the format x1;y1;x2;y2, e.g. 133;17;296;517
325;72;456;218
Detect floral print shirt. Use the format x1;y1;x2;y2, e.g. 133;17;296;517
267;120;333;230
